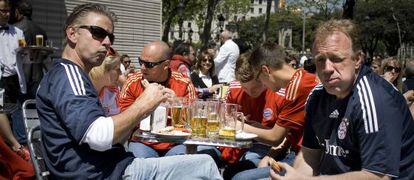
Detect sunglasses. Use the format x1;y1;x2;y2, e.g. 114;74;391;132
138;57;168;68
201;58;213;62
0;9;10;13
79;25;115;44
384;66;401;73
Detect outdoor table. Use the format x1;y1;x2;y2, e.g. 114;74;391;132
17;45;57;64
133;130;253;154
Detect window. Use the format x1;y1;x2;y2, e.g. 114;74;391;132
250;8;254;13
187;22;191;28
234;16;238;21
259;0;262;4
259;8;262;14
251;0;254;4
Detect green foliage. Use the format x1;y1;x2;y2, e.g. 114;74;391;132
354;0;414;56
237;5;340;53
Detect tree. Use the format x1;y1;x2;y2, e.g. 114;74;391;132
161;0;204;43
342;0;355;19
200;0;220;50
354;0;414;57
290;0;343;21
262;0;273;41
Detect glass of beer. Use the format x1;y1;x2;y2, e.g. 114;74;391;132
206;101;220;137
18;38;26;47
36;34;44;46
219;103;238;139
189;100;208;137
170;97;184;129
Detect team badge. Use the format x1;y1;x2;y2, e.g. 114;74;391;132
337;118;349;140
263;108;273;121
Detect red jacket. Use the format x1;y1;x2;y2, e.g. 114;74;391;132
170;55;191;77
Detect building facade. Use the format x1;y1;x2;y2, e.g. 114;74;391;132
30;0;162;68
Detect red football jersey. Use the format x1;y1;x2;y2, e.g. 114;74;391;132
221;70;318;163
277;69;318;151
118;70;196;151
221;81;284;164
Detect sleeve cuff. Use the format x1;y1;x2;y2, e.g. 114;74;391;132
81;116;114;151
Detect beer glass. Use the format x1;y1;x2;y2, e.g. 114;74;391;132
18;38;26;47
206;100;220;137
219;103;238;139
170;97;185;129
36;34;44;46
189;100;208;137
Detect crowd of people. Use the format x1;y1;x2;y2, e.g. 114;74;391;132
1;1;414;180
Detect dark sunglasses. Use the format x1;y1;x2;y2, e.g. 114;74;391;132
79;25;115;44
384;66;401;73
201;58;213;62
138;57;168;68
0;9;10;13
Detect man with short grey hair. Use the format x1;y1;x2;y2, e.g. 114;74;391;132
214;30;240;83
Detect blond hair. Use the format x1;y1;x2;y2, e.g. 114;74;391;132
313;19;361;58
89;55;121;89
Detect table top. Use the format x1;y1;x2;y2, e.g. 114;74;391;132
17;46;58;63
133;131;252;149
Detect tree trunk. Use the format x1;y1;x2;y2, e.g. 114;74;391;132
342;0;355;19
162;8;177;43
262;0;272;41
201;0;220;50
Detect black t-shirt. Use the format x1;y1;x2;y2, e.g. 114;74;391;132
303;65;414;179
36;59;134;179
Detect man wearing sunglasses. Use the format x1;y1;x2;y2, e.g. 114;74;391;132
118;40;197;158
36;3;220;180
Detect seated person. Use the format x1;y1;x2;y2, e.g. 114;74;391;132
225;44;318;180
118;40;197;158
170;41;195;78
190;50;222;100
90;54;122;116
36;3;221;179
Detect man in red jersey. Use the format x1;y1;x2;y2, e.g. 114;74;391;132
220;53;284;167
118;40;196;158
224;44;319;179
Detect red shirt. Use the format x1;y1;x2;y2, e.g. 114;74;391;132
276;69;318;151
221;81;284;164
118;70;196;151
221;70;318;163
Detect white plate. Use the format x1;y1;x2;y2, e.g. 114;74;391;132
152;130;191;139
235;132;258;140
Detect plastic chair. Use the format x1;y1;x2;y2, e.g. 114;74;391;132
27;125;49;179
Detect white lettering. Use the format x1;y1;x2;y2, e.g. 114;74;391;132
324;139;348;157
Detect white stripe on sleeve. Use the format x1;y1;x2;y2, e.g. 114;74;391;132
61;63;79;95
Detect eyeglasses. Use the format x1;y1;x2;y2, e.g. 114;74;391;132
78;25;115;44
384;66;401;73
201;58;213;63
0;9;10;14
138;57;168;68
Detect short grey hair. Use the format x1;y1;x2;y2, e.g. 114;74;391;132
220;30;233;40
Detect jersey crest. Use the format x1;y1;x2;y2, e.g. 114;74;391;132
263;108;273;121
337;118;349;140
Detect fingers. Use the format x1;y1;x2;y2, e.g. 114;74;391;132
269;168;282;180
141;79;149;88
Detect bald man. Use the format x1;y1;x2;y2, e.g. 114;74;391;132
118;40;197;158
214;30;240;83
